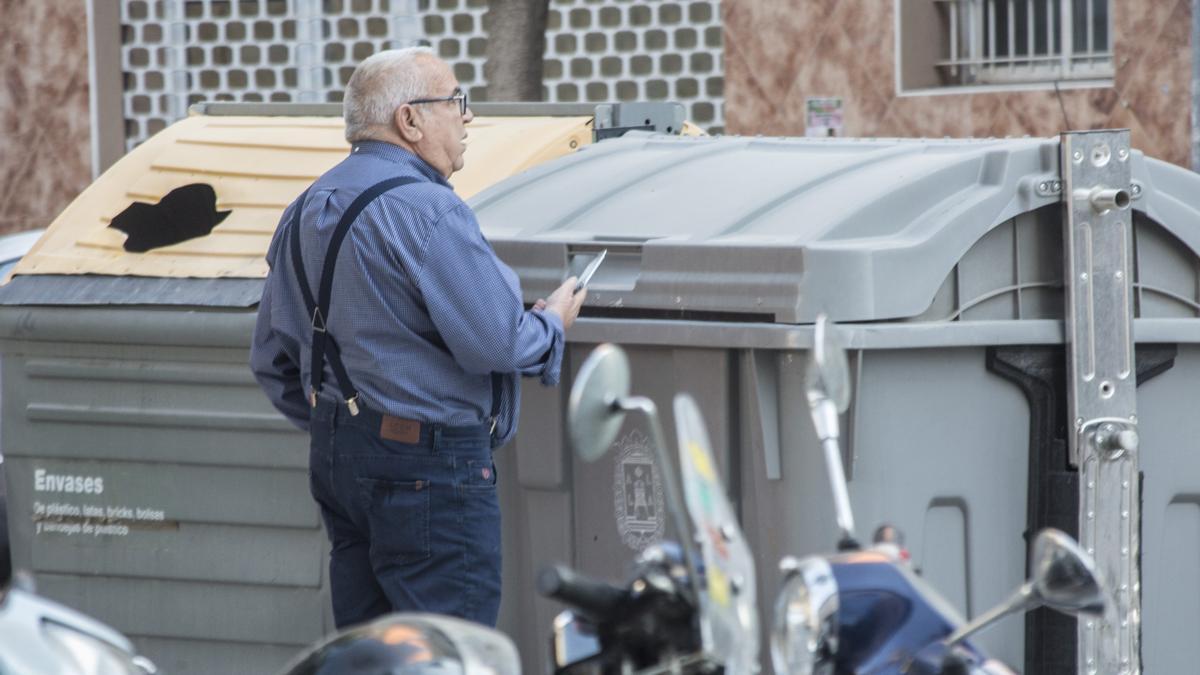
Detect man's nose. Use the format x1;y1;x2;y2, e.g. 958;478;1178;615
463;105;474;123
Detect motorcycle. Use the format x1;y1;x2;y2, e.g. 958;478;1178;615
547;320;1109;675
769;315;1109;675
0;571;157;675
539;341;759;674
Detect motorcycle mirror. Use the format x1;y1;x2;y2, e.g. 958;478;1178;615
568;343;631;463
946;529;1106;647
568;345;705;614
1028;528;1106;616
807;314;851;414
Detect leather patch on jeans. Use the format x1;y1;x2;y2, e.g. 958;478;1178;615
380;416;420;444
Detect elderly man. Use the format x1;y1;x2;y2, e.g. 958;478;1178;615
251;47;585;628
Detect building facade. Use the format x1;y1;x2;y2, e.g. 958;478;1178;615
0;2;94;238
724;0;1196;171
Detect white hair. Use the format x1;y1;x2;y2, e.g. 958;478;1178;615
343;46;440;143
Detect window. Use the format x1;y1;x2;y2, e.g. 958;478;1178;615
897;0;1113;92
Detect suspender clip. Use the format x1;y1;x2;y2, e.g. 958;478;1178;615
308;388;318;408
311;308;327;333
489;416;498;436
346;395;360;417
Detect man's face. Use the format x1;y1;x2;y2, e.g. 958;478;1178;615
409;61;474;178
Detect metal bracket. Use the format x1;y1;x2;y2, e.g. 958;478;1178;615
1061;130;1139;675
592;102;686;142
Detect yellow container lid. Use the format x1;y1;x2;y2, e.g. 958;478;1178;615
13;107;593;280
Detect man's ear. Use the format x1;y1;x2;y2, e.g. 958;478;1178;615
394;104;422;143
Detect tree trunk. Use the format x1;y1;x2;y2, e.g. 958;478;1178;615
482;0;551;101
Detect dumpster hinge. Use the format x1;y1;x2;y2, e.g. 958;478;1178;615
593;102;686;141
1060;129;1140;675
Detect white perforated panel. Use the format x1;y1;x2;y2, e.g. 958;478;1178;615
120;0;421;151
119;0;724;151
419;0;725;132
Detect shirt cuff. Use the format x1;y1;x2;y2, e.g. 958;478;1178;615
535;309;565;386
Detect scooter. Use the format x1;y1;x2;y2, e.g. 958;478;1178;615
0;571;157;675
768;316;1109;675
540;341;759;674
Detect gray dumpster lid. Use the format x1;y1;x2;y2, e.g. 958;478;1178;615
473;133;1200;324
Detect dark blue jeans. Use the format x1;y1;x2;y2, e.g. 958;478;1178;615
308;398;501;629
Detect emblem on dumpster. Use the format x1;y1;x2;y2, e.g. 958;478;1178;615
613;429;665;551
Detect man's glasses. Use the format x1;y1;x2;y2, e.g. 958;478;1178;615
407;88;468;116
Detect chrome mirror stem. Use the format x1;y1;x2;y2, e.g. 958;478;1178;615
945;583;1035;647
808;394;856;548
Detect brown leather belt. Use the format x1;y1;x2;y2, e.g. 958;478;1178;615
335;399;494;445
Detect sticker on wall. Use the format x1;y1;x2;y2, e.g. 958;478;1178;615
805;97;844;138
612;429;666;551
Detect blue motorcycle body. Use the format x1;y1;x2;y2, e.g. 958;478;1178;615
829;551;986;675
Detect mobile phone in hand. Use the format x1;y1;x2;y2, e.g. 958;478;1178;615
574;249;607;294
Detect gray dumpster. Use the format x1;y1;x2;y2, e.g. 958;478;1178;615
5;121;1199;675
471;133;1200;675
0;101;612;675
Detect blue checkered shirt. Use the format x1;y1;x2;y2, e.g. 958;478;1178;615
250;141;564;446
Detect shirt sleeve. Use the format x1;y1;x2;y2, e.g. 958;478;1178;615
249;217;312;431
416;203;565;386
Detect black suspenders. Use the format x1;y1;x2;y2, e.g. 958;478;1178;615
288;177;502;429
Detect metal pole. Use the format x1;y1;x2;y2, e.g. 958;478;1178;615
988;0;997;76
970;0;981;81
85;0;126;174
387;0;422;50
86;0;101;176
1061;0;1073;75
1086;0;1095;55
1026;0;1035;67
1047;0;1056;63
164;0;189;124
1192;0;1199;172
295;0;324;103
1007;0;1015;73
950;1;959;80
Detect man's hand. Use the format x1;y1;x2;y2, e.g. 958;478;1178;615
540;277;586;330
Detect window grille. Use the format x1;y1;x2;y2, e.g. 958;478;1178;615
934;0;1113;86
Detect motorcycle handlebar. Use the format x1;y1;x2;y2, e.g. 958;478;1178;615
537;564;630;620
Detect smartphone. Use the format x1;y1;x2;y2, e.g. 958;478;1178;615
574;249;607;294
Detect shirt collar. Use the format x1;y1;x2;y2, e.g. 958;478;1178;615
350;140;450;187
